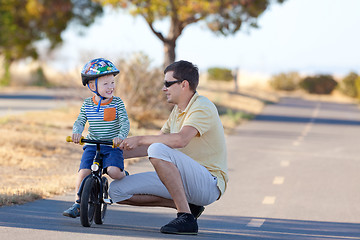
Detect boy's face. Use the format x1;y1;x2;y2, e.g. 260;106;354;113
89;74;116;99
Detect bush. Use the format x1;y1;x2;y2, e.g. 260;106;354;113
356;76;360;99
31;67;51;87
299;74;337;94
115;52;171;125
269;72;300;91
338;72;358;98
207;67;233;81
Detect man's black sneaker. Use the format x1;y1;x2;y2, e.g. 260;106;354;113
189;203;205;219
160;213;198;235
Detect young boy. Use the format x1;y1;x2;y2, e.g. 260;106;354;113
63;58;130;218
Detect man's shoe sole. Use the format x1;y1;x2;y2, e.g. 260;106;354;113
160;228;198;235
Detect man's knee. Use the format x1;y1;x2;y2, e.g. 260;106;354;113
147;143;175;167
149;156;160;165
149;157;175;170
109;180;129;201
147;142;168;157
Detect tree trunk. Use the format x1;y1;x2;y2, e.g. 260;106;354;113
144;9;183;68
163;40;176;68
0;57;11;86
162;11;183;68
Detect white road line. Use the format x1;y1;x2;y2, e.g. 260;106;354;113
273;176;285;185
280;160;290;167
303;124;312;135
312;103;321;118
247;219;266;227
262;196;276;205
293;135;304;146
293;102;321;146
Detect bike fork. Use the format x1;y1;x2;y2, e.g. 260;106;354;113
77;174;92;203
77;174;113;205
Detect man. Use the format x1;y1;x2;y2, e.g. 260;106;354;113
110;60;228;235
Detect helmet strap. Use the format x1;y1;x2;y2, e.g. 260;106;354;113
87;78;107;112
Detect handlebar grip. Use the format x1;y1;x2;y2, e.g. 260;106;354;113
112;139;121;148
79;136;85;145
65;136;85;145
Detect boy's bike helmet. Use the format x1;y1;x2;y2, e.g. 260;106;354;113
81;58;119;112
81;58;119;86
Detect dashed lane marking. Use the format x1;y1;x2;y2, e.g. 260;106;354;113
262;196;276;205
280;160;290;167
273;176;285;185
247;219;266;227
293;102;321;146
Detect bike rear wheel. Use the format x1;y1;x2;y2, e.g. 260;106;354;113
80;177;98;227
94;176;109;225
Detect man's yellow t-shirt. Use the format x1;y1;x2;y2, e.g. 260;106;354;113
161;92;229;197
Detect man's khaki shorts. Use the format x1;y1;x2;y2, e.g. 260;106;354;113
109;143;220;206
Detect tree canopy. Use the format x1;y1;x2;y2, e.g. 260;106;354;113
0;0;103;85
96;0;286;67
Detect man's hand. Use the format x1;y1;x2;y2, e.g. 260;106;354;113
113;137;123;147
72;133;82;144
119;136;141;150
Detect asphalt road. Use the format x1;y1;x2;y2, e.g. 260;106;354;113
1;96;360;239
0;88;84;117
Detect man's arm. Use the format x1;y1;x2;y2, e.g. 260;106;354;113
123;144;149;159
120;126;198;151
121;130;161;158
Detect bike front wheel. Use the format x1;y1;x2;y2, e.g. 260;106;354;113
80;177;98;227
94;176;109;225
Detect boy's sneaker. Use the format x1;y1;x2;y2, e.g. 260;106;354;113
189;203;205;219
63;203;80;218
160;213;198;235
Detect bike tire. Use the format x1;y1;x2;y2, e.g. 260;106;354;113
94;176;109;225
80;177;97;227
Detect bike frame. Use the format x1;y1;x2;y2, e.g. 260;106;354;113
74;138;114;204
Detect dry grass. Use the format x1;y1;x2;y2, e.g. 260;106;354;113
0;106;81;205
0;84;275;206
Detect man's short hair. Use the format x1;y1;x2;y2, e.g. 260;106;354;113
164;60;199;92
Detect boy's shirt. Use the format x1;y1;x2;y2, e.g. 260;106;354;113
73;96;130;141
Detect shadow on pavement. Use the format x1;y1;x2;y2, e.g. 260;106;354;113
0;198;359;239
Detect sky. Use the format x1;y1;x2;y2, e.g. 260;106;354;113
49;0;360;77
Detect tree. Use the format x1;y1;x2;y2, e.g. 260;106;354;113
339;72;358;98
0;0;103;85
96;0;286;67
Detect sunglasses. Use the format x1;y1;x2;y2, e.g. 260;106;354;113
164;80;183;88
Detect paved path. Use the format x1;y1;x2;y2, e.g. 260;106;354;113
1;96;360;239
0;88;84;117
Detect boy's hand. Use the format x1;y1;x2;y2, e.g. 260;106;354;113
72;133;82;144
113;137;123;147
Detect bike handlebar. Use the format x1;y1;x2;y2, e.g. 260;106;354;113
66;136;115;148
